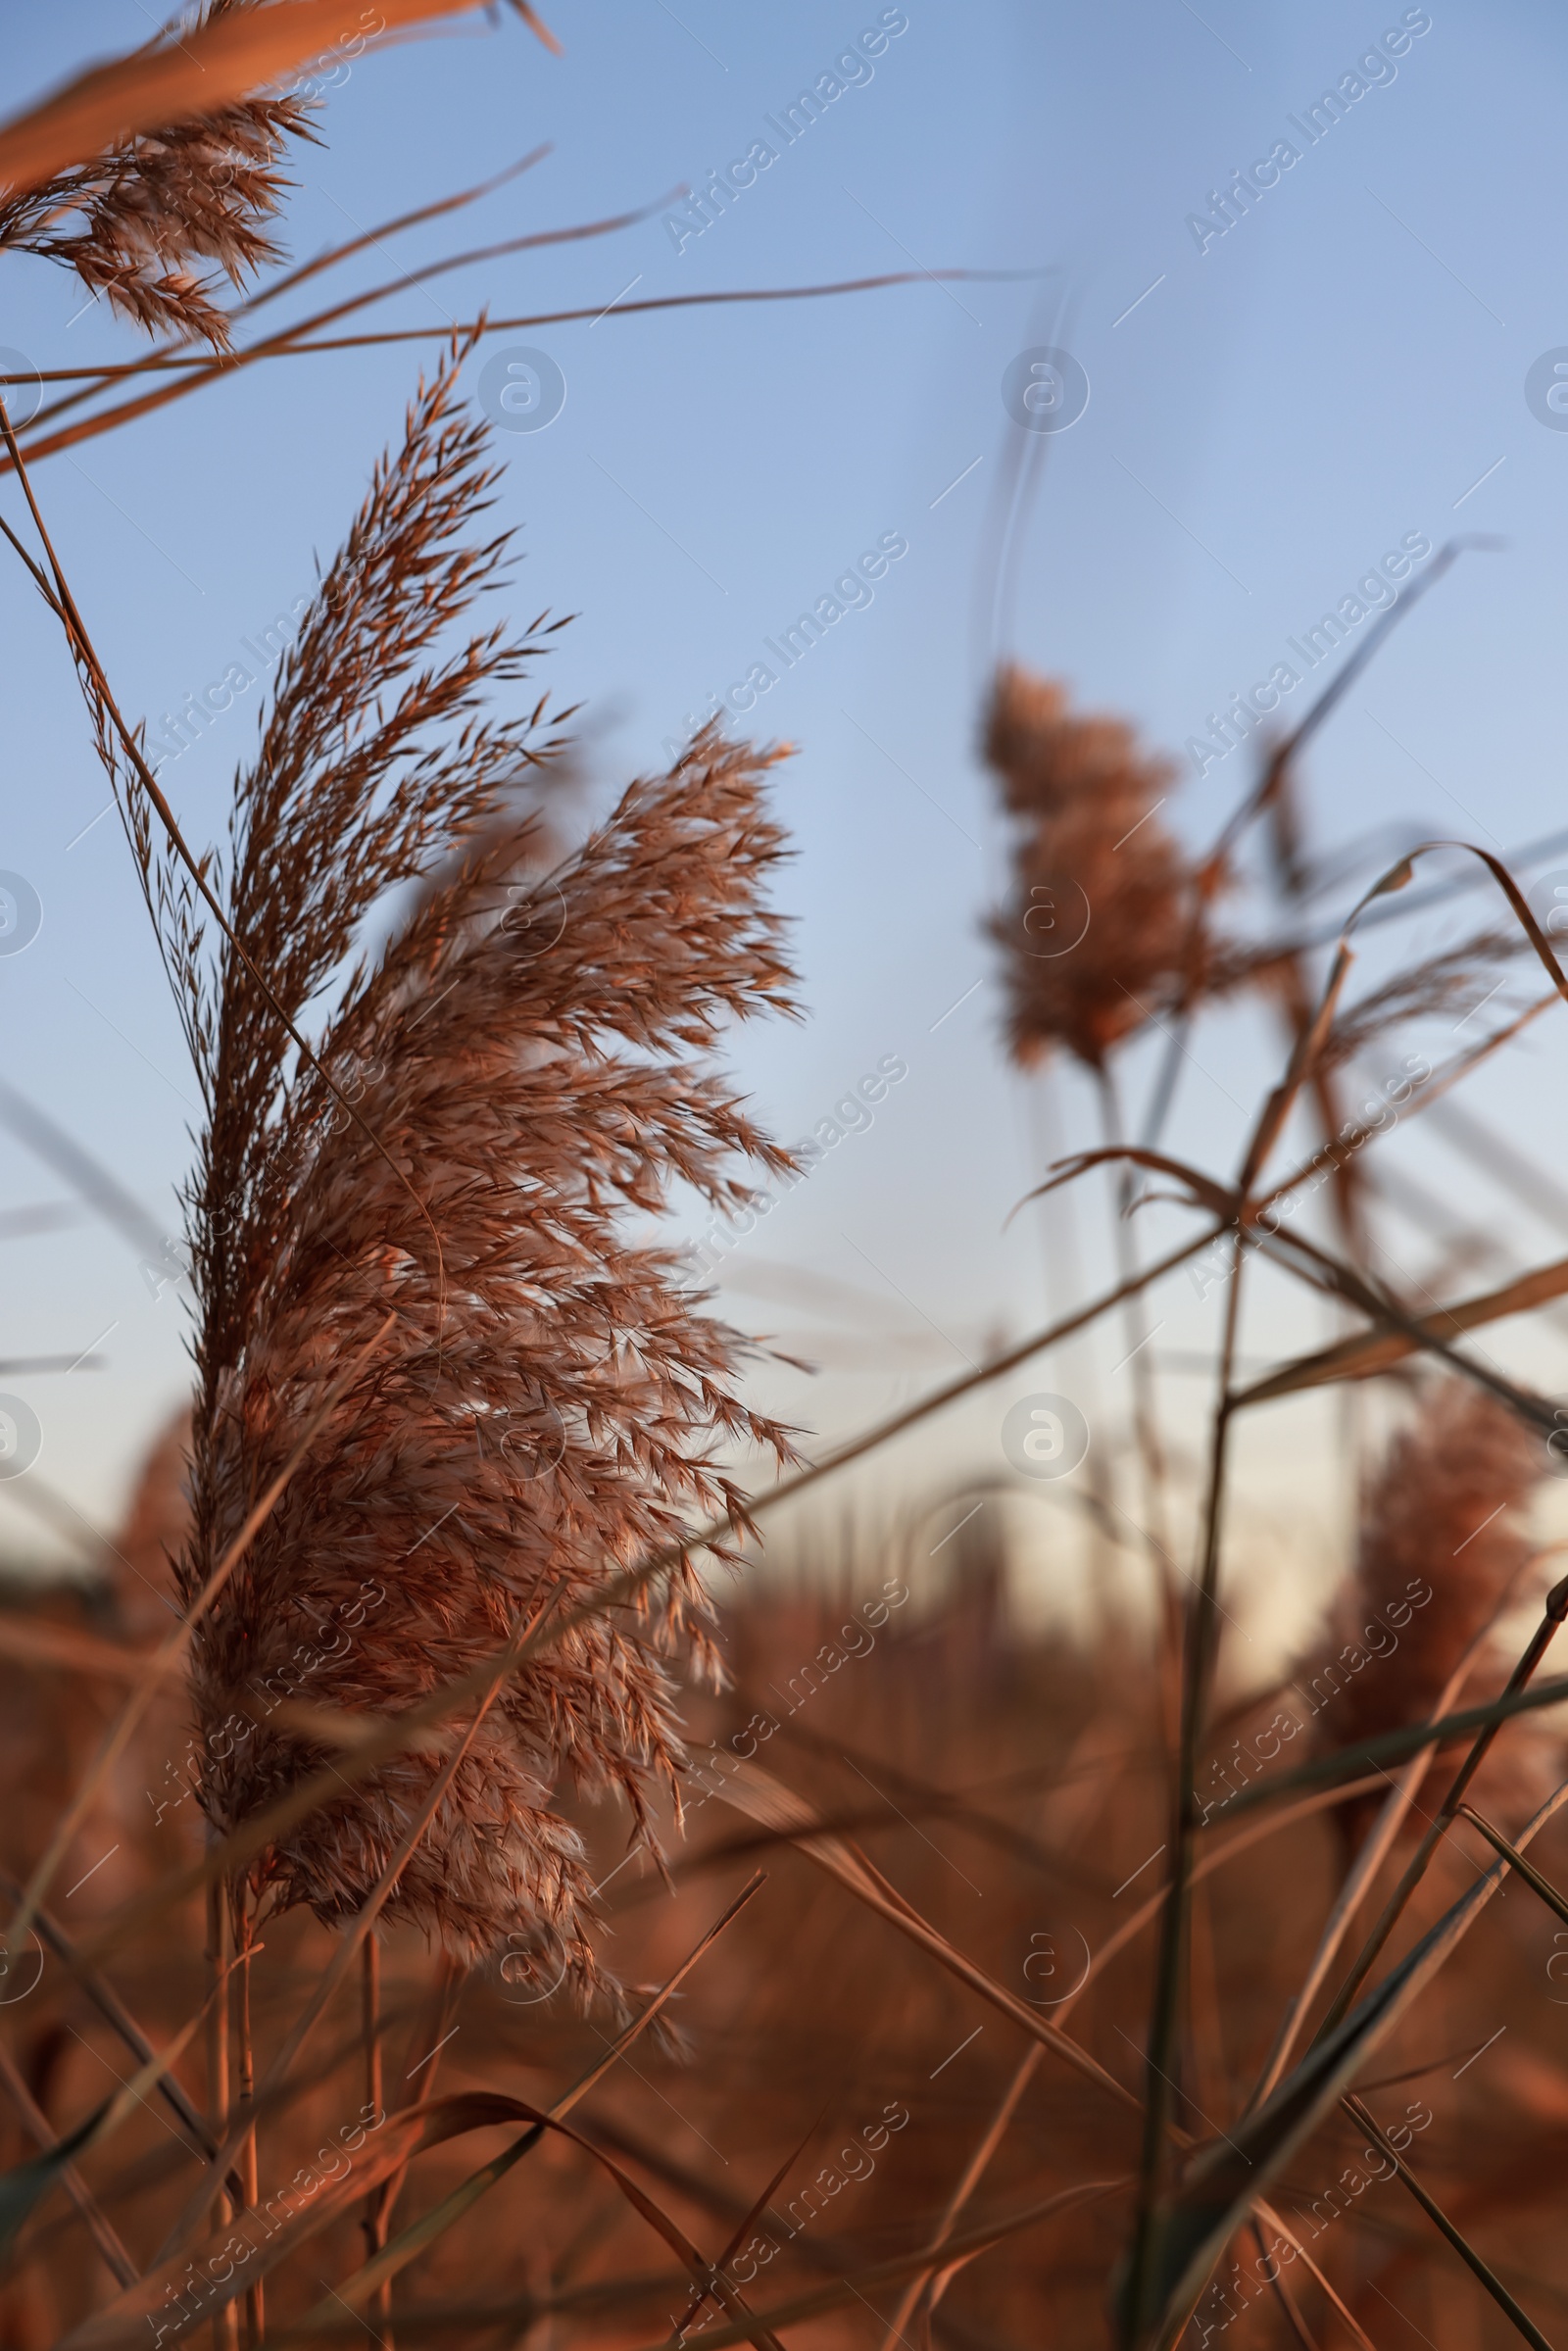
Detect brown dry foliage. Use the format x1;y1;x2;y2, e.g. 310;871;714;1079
983;663;1201;1069
0;1;316;349
6;1513;1568;2350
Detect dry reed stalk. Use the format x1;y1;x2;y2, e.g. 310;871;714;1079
203;1875;233;2351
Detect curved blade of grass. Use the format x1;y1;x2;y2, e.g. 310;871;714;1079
0;2096;111;2274
10;269;1045;468
1121;1778;1568;2351
15;191;680;458
0;1979;220;2286
65;2075;780;2351
309;1874;765;2324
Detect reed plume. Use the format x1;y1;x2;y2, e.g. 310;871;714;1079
0;1;314;349
982;663;1201;1069
1298;1378;1545;1846
132;343;801;1999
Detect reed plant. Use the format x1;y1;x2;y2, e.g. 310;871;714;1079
3;15;1568;2351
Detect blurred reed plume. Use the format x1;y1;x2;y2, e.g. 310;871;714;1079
0;1;316;349
1298;1379;1549;1850
983;663;1206;1070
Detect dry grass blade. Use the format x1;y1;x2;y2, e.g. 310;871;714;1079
61;2088;754;2351
712;1755;1141;2111
1123;1780;1568;2351
0;1982;220;2283
0;1616;150;1684
295;1877;764;2323
24;186;679;437
1342;2094;1555;2351
1237;1249;1568;1404
0;0;533;203
1457;1802;1568;1928
878;2044;1044;2350
612;2181;1128;2351
1252;2201;1378;2351
1246;1633;1492;2110
1203;1674;1568;1823
0;2045;136;2287
7;272;1043;466
1311;1573;1568;2032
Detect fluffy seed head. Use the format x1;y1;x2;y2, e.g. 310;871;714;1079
0;1;315;349
1298;1379;1544;1845
982;664;1198;1069
156;346;799;2003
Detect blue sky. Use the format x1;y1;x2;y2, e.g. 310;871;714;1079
4;0;1568;1632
